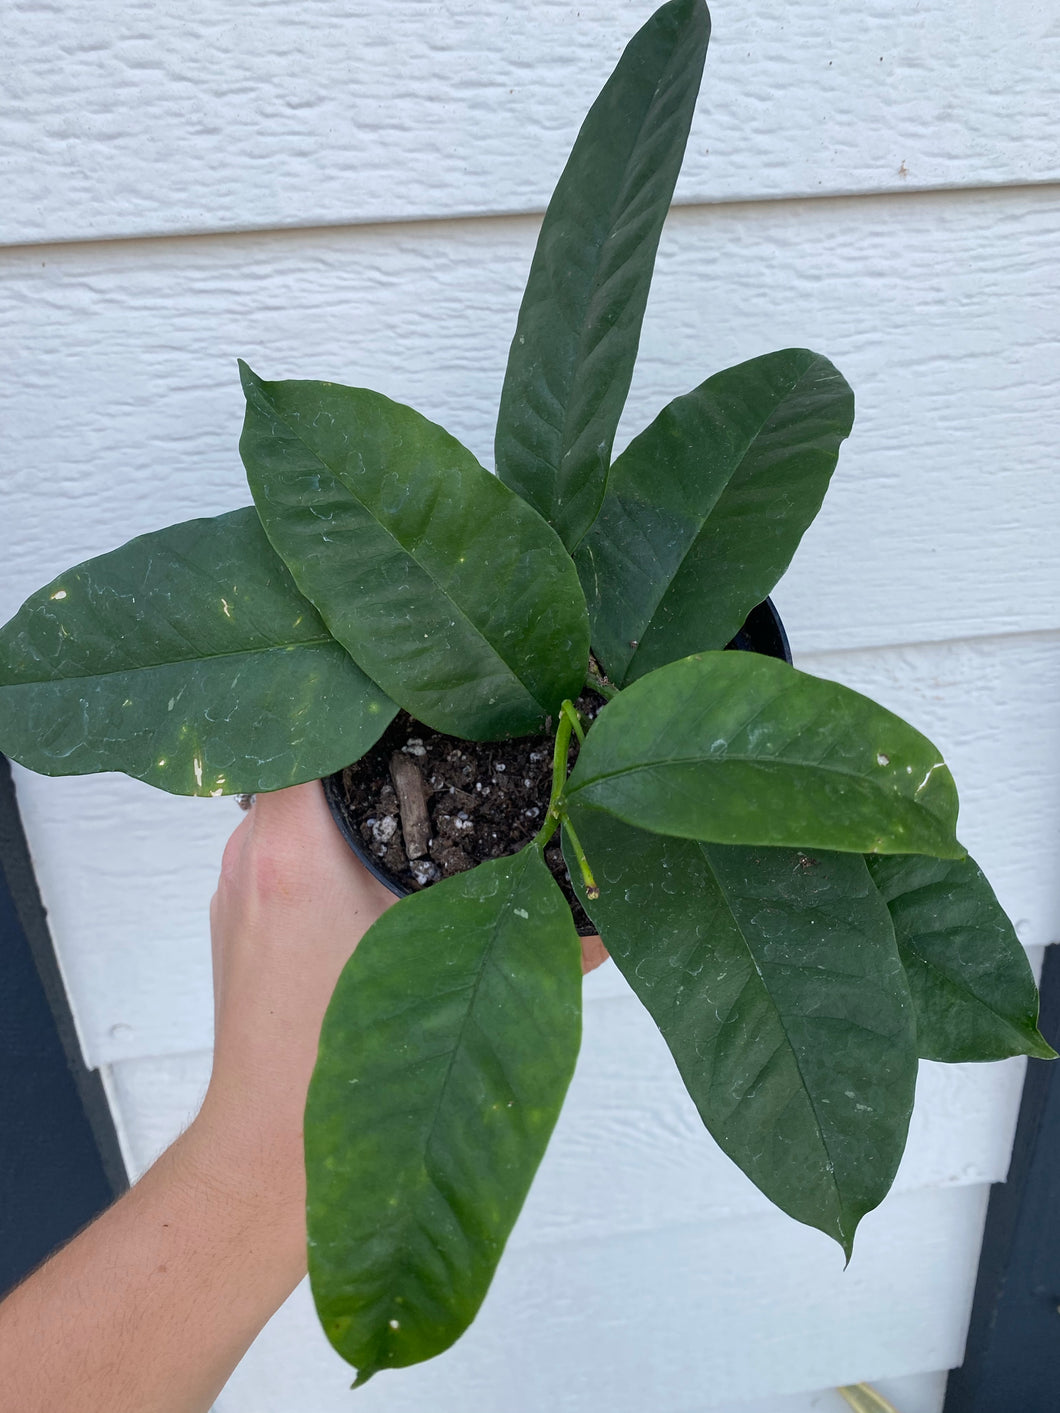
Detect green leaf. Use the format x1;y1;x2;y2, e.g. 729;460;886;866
867;853;1056;1062
0;508;395;795
305;847;583;1381
240;364;589;741
495;0;711;549
564;809;916;1255
575;349;854;685
566;652;963;858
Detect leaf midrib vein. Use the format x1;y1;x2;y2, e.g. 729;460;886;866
2;633;341;687
254;391;556;715
906;942;1035;1040
557;30;699;521
574;752;923;794
704;846;848;1232
624;357;825;676
419;854;534;1180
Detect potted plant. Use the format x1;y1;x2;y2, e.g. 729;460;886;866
0;0;1051;1389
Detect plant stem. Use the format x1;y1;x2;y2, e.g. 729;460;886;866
561;698;586;745
585;668;618;701
532;700;600;900
559;812;600;900
534;703;575;851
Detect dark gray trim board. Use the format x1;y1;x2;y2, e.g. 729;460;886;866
0;754;126;1295
943;941;1060;1413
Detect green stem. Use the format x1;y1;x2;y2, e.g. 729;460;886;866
585;669;618;702
534;703;576;851
559;812;600;900
533;700;600;900
561;697;586;745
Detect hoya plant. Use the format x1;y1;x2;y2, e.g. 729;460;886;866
0;0;1051;1388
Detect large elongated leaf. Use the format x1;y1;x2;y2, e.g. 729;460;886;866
240;364;589;741
867;853;1055;1062
575;349;854;685
305;847;583;1382
564;809;916;1255
0;508;395;795
566;652;963;857
495;0;711;549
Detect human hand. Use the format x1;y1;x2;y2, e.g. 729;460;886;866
197;782;397;1211
193;782;607;1264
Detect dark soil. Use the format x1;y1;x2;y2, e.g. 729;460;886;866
328;693;606;934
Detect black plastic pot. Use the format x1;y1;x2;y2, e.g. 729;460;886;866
322;597;792;909
725;596;791;666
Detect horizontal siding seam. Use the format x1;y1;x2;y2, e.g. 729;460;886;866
2;177;1058;258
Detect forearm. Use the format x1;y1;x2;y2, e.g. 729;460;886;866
0;784;606;1410
0;1111;306;1413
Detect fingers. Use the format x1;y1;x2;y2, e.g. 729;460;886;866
227;783;608;966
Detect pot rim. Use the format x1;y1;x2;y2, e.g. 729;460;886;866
321;596;793;929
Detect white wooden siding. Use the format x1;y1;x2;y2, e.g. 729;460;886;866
3;0;1059;245
206;1187;986;1413
104;1052;978;1413
4;1;1059;1408
2;188;1059;657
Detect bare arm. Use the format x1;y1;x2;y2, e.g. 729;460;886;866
0;782;607;1411
0;782;396;1413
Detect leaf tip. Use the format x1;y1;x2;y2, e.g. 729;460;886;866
1030;1032;1059;1062
664;0;711;35
351;1365;379;1390
237;358;263;397
836;1212;860;1267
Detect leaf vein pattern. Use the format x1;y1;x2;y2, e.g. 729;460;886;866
420;859;532;1180
1;636;342;688
255;395;560;711
557;37;700;498
574;754;935;792
718;892;846;1216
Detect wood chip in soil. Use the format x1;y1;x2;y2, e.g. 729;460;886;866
330;694;605;934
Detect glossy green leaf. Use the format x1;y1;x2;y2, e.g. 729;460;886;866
305;847;583;1382
495;0;710;549
564;809;916;1254
566;652;963;857
867;853;1055;1062
240;364;589;741
575;349;854;684
0;508;395;795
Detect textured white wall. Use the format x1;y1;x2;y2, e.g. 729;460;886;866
3;2;1058;1409
4;0;1059;244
